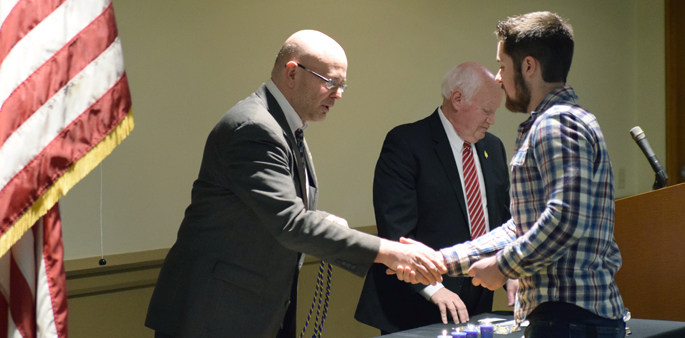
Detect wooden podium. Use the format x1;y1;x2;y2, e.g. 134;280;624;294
614;182;685;321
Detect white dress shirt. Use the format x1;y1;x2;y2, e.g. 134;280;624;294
419;107;491;299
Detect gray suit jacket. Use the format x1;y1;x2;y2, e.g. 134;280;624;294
145;84;380;338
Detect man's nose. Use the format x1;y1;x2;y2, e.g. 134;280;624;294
487;113;496;125
332;87;343;99
495;70;503;83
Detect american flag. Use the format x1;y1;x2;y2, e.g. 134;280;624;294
0;0;133;336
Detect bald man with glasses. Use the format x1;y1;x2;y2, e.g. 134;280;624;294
145;29;446;338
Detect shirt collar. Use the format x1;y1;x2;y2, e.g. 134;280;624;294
520;85;578;132
533;85;578;116
437;107;468;151
265;79;308;133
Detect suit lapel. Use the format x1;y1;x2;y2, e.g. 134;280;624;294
258;85;310;209
428;110;469;225
474;137;498;229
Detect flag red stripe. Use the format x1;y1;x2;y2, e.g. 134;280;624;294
0;0;67;66
0;74;131;234
41;204;68;337
0;3;118;148
0;290;8;338
2;2;129;337
9;252;36;338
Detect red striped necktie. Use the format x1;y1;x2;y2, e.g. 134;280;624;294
462;142;486;239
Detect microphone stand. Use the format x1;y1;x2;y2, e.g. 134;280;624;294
653;170;668;190
630;126;668;190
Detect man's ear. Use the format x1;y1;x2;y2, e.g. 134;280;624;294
284;61;299;88
521;56;537;80
451;89;464;110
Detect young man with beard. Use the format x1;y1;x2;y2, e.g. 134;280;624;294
396;11;627;338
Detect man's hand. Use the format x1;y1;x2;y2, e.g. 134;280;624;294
467;256;507;290
506;279;518;306
387;265;418;283
376;237;447;285
430;288;469;324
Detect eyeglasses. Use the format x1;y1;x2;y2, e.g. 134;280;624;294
296;63;347;93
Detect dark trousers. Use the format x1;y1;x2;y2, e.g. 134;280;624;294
524;302;625;338
155;332;175;338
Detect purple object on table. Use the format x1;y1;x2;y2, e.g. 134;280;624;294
451;331;466;338
463;328;478;338
480;324;494;338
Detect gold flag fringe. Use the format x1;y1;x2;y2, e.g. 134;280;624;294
0;110;135;258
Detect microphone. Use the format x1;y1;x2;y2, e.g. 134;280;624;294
630;126;667;189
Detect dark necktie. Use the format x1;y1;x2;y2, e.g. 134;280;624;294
462;142;486;239
295;128;309;205
295;128;307;166
294;128;332;338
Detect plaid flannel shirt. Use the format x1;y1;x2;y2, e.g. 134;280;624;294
441;86;625;322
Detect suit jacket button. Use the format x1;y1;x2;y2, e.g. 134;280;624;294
285;300;291;308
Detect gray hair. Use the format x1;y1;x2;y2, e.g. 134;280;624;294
441;62;492;103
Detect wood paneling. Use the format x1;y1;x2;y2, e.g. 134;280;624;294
614;183;685;321
63;226;511;337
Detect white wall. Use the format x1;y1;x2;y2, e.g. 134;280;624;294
59;0;665;259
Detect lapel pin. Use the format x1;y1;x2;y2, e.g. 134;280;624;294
485;150;489;159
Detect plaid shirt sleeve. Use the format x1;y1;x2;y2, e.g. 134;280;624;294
496;109;601;278
440;218;517;276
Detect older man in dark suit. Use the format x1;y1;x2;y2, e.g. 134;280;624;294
145;30;446;338
355;62;515;334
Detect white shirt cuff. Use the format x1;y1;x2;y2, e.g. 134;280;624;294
418;282;445;300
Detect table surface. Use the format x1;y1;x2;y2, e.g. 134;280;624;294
373;313;685;338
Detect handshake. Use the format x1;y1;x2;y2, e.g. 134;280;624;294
375;237;448;285
326;214;448;285
376;237;512;293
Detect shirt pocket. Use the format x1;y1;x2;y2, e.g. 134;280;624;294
510;146;529;167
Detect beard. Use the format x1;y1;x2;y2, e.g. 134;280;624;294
504;69;531;113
